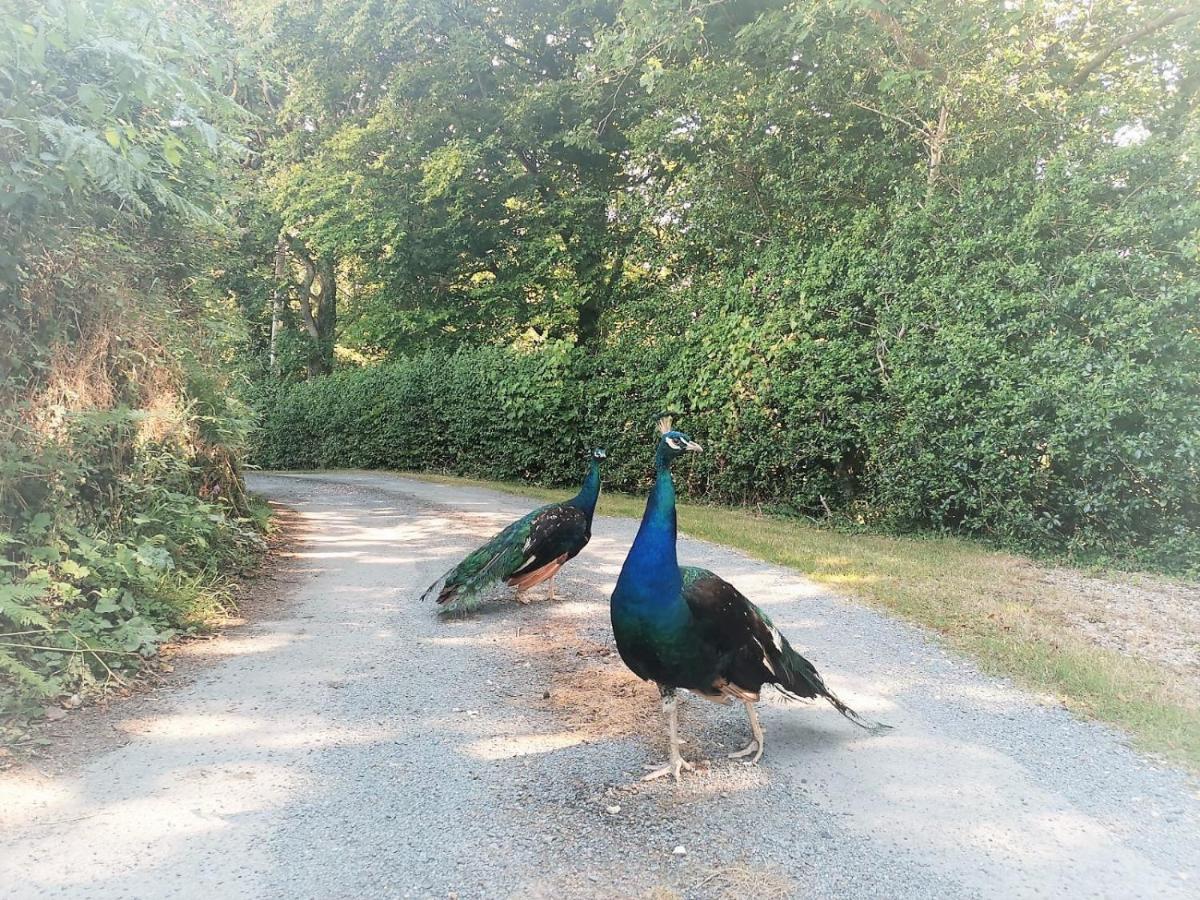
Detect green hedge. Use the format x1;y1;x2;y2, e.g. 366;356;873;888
252;289;1200;574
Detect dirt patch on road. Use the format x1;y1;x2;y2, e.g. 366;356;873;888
510;616;661;744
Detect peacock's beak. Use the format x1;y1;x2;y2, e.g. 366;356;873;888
683;439;703;452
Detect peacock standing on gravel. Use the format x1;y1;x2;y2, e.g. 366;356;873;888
423;448;606;614
610;418;888;781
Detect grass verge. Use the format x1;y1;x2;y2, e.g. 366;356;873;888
410;471;1200;773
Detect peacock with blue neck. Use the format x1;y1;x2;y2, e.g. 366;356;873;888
610;417;888;782
424;447;606;613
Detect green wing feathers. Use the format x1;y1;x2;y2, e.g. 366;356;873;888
423;507;542;613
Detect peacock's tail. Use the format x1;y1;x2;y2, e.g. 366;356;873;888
774;635;891;734
428;576;495;614
423;551;508;614
422;515;533;614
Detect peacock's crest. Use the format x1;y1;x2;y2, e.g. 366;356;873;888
656;414;673;436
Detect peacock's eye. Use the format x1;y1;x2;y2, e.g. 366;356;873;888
666;437;683;450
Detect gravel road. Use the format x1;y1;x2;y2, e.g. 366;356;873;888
2;470;1198;899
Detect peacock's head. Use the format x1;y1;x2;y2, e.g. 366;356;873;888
654;415;702;464
591;447;607;461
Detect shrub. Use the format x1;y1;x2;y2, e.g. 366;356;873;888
251;300;1200;574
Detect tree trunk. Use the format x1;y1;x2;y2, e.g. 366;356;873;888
576;240;626;349
315;258;337;374
283;231;335;377
269;236;288;376
926;104;950;197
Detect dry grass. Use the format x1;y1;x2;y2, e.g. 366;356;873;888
692;862;795;900
412;472;1200;772
644;862;795;900
14;312;191;457
509;620;660;743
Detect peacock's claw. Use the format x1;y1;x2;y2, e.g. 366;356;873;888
641;757;694;783
727;739;762;764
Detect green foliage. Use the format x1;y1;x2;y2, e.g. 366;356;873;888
0;0;245;284
0;392;267;704
253;318;1200;572
0;0;266;724
240;0;1198;574
1;425;266;721
232;0;637;352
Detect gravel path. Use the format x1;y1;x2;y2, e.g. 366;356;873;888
2;470;1198;899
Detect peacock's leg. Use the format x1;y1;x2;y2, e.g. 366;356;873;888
728;700;765;764
547;573;556;601
642;689;694;782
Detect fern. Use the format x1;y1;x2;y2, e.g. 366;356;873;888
0;582;52;631
0;583;58;705
0;649;58;699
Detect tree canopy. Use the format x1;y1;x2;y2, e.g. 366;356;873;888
4;0;1199;602
235;0;1198;567
232;1;1197;352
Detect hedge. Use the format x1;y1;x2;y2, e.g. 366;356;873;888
252;316;1199;574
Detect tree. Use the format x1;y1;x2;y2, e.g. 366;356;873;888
230;0;1200;563
232;0;643;353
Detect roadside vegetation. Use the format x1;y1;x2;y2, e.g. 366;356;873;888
0;1;265;734
414;472;1200;771
245;1;1199;574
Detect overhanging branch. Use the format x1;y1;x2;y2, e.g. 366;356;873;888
1068;8;1198;90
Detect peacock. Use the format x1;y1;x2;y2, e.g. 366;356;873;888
610;418;888;781
423;448;606;614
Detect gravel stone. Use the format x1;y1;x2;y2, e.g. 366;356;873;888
0;470;1197;900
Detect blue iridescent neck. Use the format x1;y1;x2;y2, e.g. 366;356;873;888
619;454;680;595
569;458;602;517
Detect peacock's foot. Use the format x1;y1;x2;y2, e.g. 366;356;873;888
514;593;532;605
641;757;694;783
727;739;763;765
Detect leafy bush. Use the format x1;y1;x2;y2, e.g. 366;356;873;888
0;404;265;722
238;0;1198;575
0;0;264;725
252;294;1200;573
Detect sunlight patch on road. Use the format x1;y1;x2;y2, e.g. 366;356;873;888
0;762;302;888
122;712;252;739
971;809;1111;854
0;777;75;829
194;630;306;657
466;731;584;760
